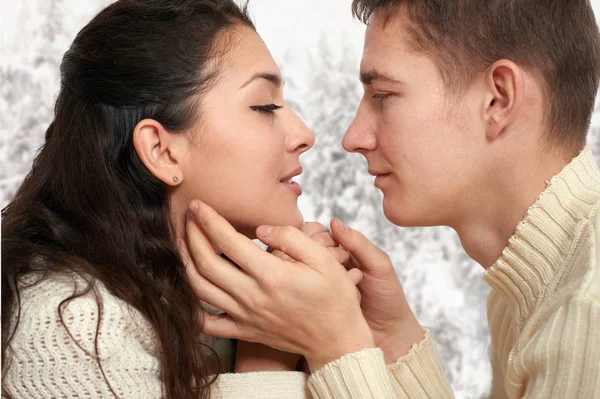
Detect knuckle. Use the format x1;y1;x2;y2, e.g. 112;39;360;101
379;249;392;264
248;293;269;316
302;221;326;235
280;226;299;244
261;269;282;292
312;232;330;246
219;235;237;256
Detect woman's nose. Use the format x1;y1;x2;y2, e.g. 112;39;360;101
286;111;315;155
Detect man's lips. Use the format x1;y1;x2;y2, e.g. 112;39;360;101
371;171;391;188
368;169;390;177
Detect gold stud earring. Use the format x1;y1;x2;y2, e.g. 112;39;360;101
173;176;179;183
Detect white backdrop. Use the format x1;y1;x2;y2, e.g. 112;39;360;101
2;1;600;398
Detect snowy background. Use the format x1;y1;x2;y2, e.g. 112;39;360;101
2;1;600;397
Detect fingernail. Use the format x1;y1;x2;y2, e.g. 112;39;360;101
257;225;273;237
189;201;199;215
336;218;349;232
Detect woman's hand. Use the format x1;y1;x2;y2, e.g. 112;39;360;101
235;223;336;373
184;201;374;372
269;222;349;263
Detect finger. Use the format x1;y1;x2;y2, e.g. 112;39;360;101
255;225;333;272
201;311;244;340
184;258;241;317
270;248;293;262
347;268;364;285
328;247;350;265
310;231;338;248
301;221;329;237
186;210;254;292
189;200;274;276
330;218;393;273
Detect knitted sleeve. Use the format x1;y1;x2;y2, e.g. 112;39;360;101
3;274;310;399
307;330;454;398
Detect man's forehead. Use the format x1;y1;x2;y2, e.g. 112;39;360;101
361;32;404;73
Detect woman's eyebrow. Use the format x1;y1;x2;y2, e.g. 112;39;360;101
239;72;284;89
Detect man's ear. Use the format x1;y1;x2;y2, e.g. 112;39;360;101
483;60;524;141
132;119;185;186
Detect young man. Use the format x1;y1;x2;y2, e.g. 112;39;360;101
185;1;600;397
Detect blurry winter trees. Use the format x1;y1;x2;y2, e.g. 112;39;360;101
2;2;600;398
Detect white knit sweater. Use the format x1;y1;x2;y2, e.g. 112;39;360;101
8;148;596;398
3;274;309;398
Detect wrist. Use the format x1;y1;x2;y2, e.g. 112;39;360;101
305;326;376;372
373;318;425;364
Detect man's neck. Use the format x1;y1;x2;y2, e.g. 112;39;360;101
453;147;575;269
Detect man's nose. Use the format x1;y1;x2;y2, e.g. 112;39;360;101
342;103;377;154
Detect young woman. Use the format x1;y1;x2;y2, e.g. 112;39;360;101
1;1;334;397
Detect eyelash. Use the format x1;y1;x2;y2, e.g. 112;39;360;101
250;104;283;115
372;93;391;102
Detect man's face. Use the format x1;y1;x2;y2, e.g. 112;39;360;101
343;9;487;228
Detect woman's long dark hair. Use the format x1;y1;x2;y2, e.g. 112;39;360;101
1;1;255;398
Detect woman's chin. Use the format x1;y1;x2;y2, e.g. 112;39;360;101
262;208;304;230
233;209;304;240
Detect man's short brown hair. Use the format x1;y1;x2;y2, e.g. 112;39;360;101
352;0;600;151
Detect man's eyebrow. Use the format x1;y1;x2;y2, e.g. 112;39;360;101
359;70;404;86
239;72;283;89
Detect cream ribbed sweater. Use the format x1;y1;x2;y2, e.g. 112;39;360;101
5;148;599;398
308;147;600;398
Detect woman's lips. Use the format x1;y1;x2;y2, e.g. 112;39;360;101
281;180;302;196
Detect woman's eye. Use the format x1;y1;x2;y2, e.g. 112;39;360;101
250;104;283;115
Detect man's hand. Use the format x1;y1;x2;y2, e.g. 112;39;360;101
184;201;374;372
329;218;425;363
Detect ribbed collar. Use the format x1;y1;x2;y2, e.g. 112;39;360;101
484;147;600;326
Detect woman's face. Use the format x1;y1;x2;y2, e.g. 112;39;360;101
174;26;315;238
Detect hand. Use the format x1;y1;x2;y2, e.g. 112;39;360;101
235;341;302;372
269;222;350;264
235;227;333;374
329;218;425;363
269;222;360;302
184;201;374;372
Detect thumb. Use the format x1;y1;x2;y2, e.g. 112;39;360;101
330;218;393;274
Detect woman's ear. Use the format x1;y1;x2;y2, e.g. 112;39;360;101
483;60;524;141
132;119;184;186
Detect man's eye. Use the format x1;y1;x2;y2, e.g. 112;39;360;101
250;104;283;115
372;93;391;101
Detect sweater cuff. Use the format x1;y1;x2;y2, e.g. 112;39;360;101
387;329;454;398
215;371;309;399
308;348;396;399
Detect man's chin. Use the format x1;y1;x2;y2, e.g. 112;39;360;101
383;199;434;228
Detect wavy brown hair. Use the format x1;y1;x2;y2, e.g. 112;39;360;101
1;1;254;398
